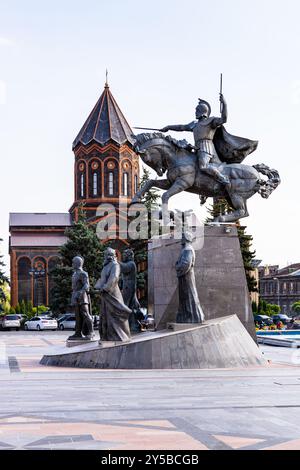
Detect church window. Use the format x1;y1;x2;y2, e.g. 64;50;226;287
80;174;84;197
109;172;114;196
134;175;138;194
93;172;98;196
123;172;128;196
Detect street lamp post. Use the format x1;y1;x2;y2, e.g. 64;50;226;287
29;267;46;316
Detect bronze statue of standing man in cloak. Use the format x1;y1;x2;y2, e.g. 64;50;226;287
120;249;143;332
95;248;131;342
176;232;205;324
68;255;95;341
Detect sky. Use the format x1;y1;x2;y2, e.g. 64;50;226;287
0;0;300;275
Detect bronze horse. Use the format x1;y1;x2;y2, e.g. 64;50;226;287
132;132;280;223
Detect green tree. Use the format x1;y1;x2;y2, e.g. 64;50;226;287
205;198;258;293
49;210;105;315
32;305;49;315
257;299;281;316
20;299;27;315
265;303;280;316
237;225;258;293
205;198;231;222
291;301;300;316
131;167;161;306
0;283;11;314
138;167;161;213
258;299;267;314
26;300;34;314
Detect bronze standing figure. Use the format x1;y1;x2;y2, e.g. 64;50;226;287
68;256;94;341
95;248;131;342
120;249;143;332
176;233;205;324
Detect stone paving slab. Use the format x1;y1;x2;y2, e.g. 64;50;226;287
0;331;300;450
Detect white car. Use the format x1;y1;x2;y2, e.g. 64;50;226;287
24;316;57;331
0;314;21;330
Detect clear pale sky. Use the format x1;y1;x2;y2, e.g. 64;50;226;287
0;0;299;275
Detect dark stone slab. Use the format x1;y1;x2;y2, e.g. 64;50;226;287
40;315;266;369
148;225;256;339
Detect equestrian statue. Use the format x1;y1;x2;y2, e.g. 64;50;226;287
132;91;280;223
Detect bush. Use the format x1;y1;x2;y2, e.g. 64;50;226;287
32;305;49;315
292;301;300;316
256;299;281;316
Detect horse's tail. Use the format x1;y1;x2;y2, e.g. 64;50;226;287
253;163;281;199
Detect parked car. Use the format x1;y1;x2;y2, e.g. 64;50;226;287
253;315;273;326
58;314;76;330
24;316;57;331
57;312;74;323
272;314;292;325
0;314;21;331
93;315;100;328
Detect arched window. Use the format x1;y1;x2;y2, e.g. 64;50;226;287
93;172;98;196
48;256;60;305
134;175;138;194
18;257;31;303
80;174;84;198
89;161;101;198
123;172;128;196
77;162;86;199
109;172;114;196
32;257;47;307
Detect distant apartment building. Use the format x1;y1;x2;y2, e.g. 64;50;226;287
259;263;300;314
250;259;262;305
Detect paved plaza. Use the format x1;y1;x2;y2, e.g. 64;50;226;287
0;331;300;450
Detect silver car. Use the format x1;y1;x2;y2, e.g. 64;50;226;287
58;315;76;330
0;314;21;331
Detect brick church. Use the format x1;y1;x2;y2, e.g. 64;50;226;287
9;81;140;308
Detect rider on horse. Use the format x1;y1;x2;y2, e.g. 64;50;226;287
159;94;230;185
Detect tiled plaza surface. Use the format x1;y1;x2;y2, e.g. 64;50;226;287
0;331;300;450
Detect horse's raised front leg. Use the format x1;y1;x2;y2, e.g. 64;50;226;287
132;178;171;203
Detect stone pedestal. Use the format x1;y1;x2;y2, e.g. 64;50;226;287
167;322;202;332
41;315;266;369
148;225;256;339
66;339;98;348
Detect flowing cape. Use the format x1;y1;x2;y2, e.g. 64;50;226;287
99;291;131;342
213;126;258;164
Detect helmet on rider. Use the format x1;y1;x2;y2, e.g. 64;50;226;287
195;99;211;119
